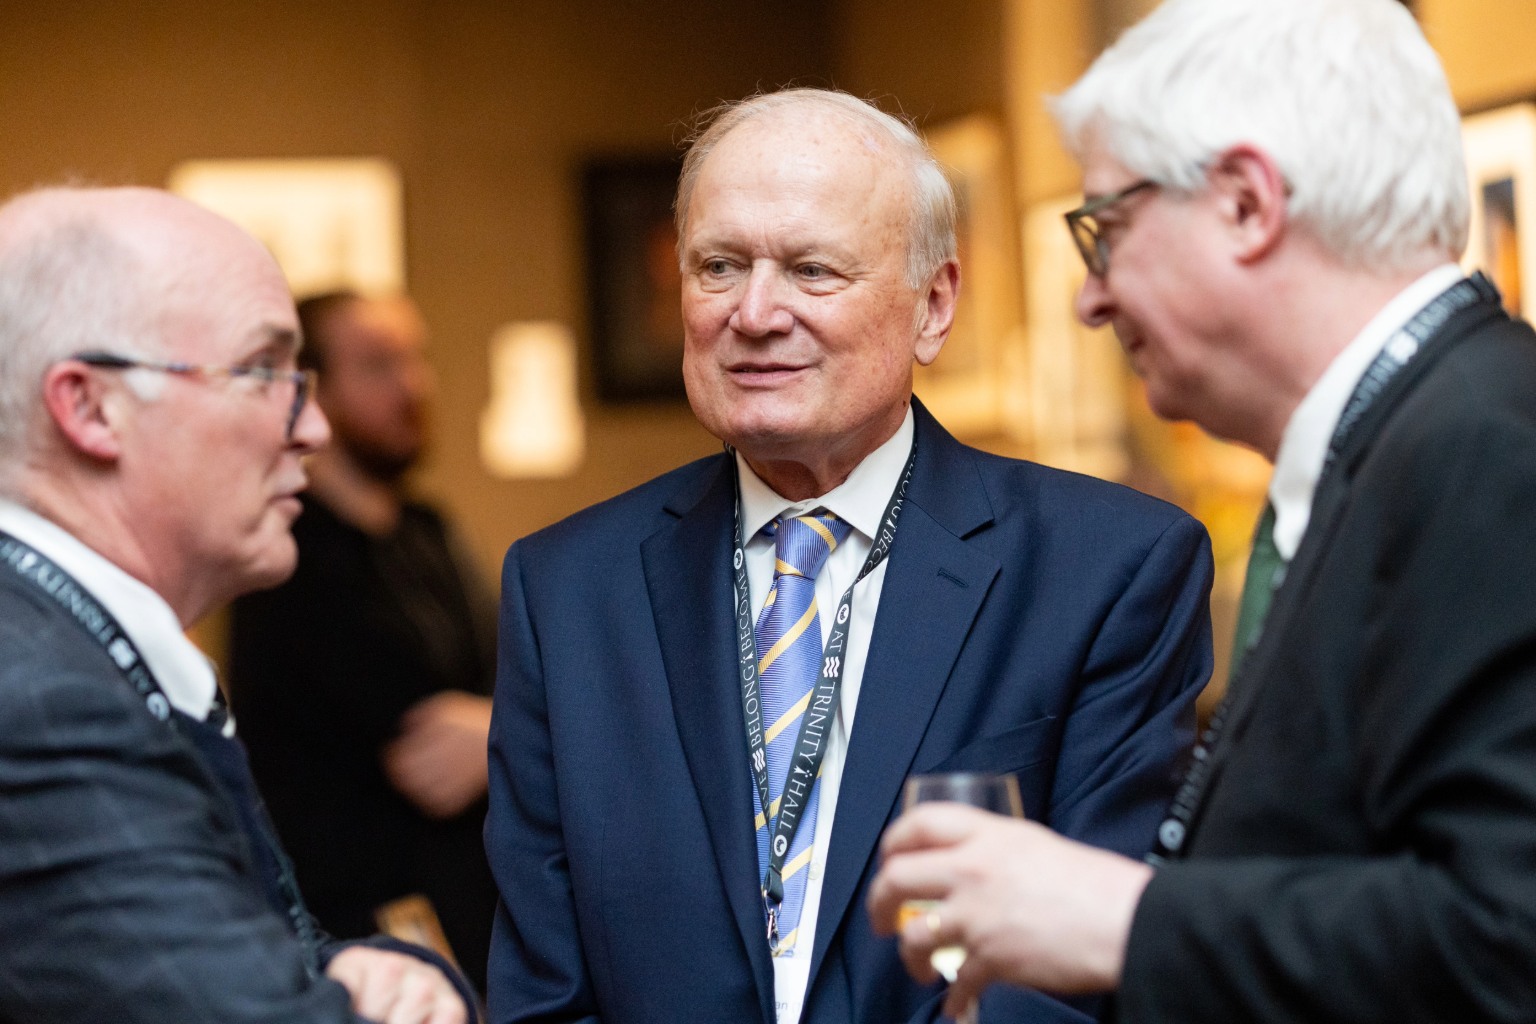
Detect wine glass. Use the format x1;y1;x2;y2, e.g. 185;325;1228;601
899;772;1024;1024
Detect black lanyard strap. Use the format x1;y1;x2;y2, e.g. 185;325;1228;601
0;527;320;971
1148;273;1497;865
731;440;917;952
1325;273;1497;470
0;530;173;723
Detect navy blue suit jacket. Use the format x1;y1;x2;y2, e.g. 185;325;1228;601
486;402;1212;1024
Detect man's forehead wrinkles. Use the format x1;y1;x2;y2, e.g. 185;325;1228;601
691;227;864;269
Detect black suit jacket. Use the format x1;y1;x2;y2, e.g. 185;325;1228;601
1121;292;1536;1021
0;563;473;1022
487;402;1214;1024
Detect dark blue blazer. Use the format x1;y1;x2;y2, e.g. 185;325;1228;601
486;402;1212;1024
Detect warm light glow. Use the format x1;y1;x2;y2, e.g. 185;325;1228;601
479;321;585;478
168;158;404;296
1461;103;1536;319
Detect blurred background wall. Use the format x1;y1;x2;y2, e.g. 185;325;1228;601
3;0;1532;687
2;0;1012;577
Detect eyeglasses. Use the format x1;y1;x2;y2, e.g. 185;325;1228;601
1064;179;1159;277
71;350;316;439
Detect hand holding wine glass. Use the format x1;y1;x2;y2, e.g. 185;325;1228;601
870;786;1149;1016
897;772;1024;1024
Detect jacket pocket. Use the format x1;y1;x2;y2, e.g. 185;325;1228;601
920;714;1059;776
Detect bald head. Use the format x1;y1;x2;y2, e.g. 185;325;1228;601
0;185;322;623
0;186;274;314
676;89;958;290
0;186;285;491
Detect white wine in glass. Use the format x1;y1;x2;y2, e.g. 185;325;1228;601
899;772;1025;1024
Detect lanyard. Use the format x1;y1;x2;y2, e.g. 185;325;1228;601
1326;273;1498;472
1148;273;1499;865
0;529;176;725
0;528;321;970
731;441;916;952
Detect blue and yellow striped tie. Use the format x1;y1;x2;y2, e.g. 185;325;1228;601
753;509;851;956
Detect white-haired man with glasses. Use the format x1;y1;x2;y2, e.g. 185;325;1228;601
870;1;1536;1021
0;185;475;1023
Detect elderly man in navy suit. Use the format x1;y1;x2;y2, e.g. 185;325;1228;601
0;185;475;1023
485;88;1213;1024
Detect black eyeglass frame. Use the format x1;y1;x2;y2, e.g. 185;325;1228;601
70;350;316;439
1063;179;1160;277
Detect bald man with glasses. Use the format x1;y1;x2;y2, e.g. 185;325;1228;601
0;185;475;1024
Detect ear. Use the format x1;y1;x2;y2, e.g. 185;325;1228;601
41;361;127;462
914;259;961;367
1205;144;1289;265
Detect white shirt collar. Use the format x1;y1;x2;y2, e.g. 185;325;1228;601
736;406;915;544
0;498;222;725
1268;263;1466;559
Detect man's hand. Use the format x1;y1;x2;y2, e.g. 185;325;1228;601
867;803;1151;1016
325;946;468;1024
382;691;493;819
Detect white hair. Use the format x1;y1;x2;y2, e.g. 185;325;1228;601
1052;0;1468;272
0;189;160;494
675;88;958;289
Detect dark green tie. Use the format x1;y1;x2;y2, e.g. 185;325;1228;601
1230;502;1284;675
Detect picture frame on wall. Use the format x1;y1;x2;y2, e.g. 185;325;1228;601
167;158;404;297
582;156;687;402
1461;102;1536;317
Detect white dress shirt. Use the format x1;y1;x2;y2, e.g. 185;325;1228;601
0;499;225;730
735;407;914;1024
1268;264;1465;559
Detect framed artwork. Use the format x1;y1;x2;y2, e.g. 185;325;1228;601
914;115;1021;438
583;156;687;402
167;158;404;297
1461;102;1536;318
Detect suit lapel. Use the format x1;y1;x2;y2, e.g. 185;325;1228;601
809;406;1000;982
1211;293;1508;792
641;455;776;1020
1216;465;1349;749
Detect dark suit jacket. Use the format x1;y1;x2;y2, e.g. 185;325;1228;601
487;402;1214;1024
0;563;474;1022
1122;293;1536;1022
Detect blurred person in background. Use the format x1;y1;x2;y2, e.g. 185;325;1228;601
231;291;498;994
